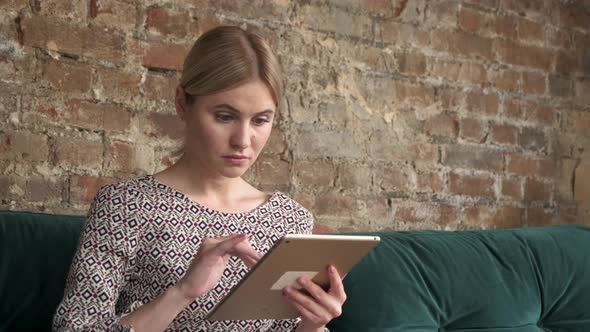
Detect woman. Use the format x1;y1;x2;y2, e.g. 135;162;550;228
53;26;346;331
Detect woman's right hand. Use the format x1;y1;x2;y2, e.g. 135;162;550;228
174;234;261;301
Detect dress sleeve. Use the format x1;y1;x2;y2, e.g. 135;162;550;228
53;184;141;331
269;208;330;332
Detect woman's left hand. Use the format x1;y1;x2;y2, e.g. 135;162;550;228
283;265;347;332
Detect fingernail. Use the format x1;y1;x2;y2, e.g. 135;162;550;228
329;265;336;273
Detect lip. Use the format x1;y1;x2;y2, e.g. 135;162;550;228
222;155;250;166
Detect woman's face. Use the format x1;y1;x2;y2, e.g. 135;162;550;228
177;79;276;179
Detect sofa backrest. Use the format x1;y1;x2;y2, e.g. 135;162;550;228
327;225;590;332
0;211;84;332
2;211;589;332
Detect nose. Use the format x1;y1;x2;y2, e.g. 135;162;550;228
229;122;251;150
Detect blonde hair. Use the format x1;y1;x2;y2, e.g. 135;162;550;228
180;26;283;106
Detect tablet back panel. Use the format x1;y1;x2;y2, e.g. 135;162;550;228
207;234;380;321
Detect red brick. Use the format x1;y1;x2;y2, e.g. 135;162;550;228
500;0;546;20
517;18;545;44
313;223;337;234
373;20;401;44
464;0;498;9
501;177;522;199
295;160;336;187
548;75;573;98
105;140;135;174
557;3;590;30
338;162;372;191
91;0;136;30
395;82;435;107
574;79;590;106
145;6;195;39
518;127;547;151
521;71;546;95
566;111;590;133
464;205;523;228
142;111;184;140
313;191;355;217
458;7;486;32
55;136;103;170
0;0;29;10
443;145;504;173
507;154;537;176
409;144;439;165
301;4;372;40
65;99;131;133
527;207;556;226
459;117;487;143
431;29;493;60
265;128;286;155
373;164;412;192
524;178;552;202
537;158;557;178
425;1;460;28
466;91;499;114
494;40;553;70
417;171;443;193
69;175;119;204
491;15;517;39
398;51;427;76
547;28;573;50
0;130;48;162
430;60;487;85
197;15;223;34
142;42;190;71
21;16;124;63
554;51;578;76
503;98;555;126
394;201;456;226
424;113;458;138
42;60;92;94
449;172;495;198
25;176;64;203
489;68;520;93
96;67;142;104
490;123;518;145
143;72;178;102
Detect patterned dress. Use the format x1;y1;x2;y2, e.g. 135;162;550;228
53;175;317;331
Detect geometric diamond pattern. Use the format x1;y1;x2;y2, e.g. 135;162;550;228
53;175;319;331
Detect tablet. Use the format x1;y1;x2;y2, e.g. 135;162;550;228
206;233;380;321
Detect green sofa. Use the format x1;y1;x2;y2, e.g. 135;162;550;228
1;210;589;331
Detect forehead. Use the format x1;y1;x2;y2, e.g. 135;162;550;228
199;79;276;113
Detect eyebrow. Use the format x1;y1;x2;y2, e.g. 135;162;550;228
212;103;274;115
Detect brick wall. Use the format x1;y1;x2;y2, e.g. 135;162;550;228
1;0;588;231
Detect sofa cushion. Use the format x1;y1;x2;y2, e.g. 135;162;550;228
0;211;84;332
327;225;590;332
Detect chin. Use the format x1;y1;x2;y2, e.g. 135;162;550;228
219;167;249;179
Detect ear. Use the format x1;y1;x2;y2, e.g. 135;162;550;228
175;85;188;121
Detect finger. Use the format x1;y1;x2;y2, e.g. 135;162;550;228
298;277;343;319
214;233;247;254
283;287;332;324
296;277;334;310
284;294;322;325
327;265;346;301
229;241;262;260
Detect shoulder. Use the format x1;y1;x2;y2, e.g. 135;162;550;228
95;175;157;203
273;191;315;222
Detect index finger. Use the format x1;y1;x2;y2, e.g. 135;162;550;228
215;233;247;254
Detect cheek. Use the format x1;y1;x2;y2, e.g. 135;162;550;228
254;126;273;149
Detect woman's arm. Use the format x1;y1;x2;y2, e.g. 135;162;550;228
120;234;261;332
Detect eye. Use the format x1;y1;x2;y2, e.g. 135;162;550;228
253;117;271;126
215;113;234;122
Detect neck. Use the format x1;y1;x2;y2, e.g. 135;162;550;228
169;154;247;200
